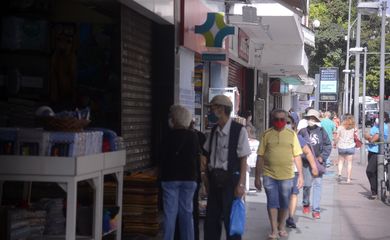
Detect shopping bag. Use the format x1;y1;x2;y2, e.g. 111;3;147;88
354;132;362;148
229;198;246;236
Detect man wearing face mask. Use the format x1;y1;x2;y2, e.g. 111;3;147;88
301;109;332;219
203;95;251;240
255;109;303;239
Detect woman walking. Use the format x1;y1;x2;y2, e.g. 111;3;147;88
335;115;356;183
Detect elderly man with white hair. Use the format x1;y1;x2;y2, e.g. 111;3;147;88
160;105;201;240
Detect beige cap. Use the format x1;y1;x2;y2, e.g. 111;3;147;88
304;109;321;122
209;95;233;107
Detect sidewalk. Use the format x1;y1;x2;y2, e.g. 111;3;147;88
243;148;390;240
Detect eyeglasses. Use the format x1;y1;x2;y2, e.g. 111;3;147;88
273;118;286;122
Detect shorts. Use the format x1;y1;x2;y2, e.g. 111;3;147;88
291;172;299;195
338;147;355;156
263;175;293;209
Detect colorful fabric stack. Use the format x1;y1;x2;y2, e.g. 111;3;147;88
122;170;160;236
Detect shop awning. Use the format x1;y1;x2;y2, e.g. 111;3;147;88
230;3;308;76
280;76;303;85
291;84;314;94
273;0;307;15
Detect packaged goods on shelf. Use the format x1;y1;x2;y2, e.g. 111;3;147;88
0;128;18;155
17;128;49;156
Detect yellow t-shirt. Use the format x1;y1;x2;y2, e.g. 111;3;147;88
257;128;303;180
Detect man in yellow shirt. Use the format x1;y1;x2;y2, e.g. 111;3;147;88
255;109;303;239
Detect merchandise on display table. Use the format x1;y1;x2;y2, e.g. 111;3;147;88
36;107;91;132
17;128;49;156
0;128;18;155
6;208;46;240
0;150;126;240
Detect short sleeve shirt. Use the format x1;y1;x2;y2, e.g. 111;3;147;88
257;128;303;180
203;118;251;170
367;124;389;153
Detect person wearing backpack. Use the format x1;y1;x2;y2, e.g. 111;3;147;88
300;109;332;219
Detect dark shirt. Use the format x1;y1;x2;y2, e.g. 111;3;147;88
161;129;201;181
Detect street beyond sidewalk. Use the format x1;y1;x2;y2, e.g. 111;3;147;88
243;148;390;240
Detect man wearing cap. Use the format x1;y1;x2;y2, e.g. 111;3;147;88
255;109;303;239
301;109;332;219
203;95;251;240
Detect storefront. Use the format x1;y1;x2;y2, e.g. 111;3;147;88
0;0;175;170
0;0;175;238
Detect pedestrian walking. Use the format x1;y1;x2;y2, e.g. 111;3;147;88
334;115;356;183
203;95;251;240
160;105;201;240
301;109;332;219
363;116;389;199
285;115;318;229
321;111;336;167
255;109;303;239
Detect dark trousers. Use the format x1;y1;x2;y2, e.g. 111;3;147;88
174;184;200;240
366;152;378;195
204;177;240;240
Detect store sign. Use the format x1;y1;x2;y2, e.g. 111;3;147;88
201;52;226;61
238;29;249;62
195;12;235;48
319;67;338;102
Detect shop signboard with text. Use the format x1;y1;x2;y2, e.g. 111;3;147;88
319;67;338;102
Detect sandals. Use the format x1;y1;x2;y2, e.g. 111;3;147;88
279;230;288;237
268;230;288;239
268;233;279;239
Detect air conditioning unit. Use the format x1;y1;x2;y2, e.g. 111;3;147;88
242;6;257;23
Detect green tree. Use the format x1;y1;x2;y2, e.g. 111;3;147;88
309;0;390;101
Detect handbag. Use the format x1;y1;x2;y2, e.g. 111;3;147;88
315;157;326;175
354;131;362;148
229;198;246;236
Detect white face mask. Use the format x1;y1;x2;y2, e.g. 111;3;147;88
286;124;292;130
307;120;317;127
375;118;379;125
168;118;174;128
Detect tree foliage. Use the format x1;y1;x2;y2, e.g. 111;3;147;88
309;0;390;100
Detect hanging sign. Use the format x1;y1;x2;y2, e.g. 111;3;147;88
319;67;338;102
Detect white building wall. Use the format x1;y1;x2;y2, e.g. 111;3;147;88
176;47;195;115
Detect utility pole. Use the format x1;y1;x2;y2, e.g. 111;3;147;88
354;2;361;126
344;0;352;115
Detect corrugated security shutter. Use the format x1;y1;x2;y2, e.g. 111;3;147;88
228;59;243;90
121;6;153;170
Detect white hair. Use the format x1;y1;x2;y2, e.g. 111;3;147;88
169;105;192;128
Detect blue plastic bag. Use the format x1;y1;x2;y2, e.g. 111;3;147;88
229;198;246;236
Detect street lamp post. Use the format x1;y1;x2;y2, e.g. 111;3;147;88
344;0;353;115
350;47;368;165
357;0;387;199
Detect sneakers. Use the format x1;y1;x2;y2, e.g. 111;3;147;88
312;211;321;219
303;205;310;214
337;175;342;182
368;194;377;200
286;217;296;228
